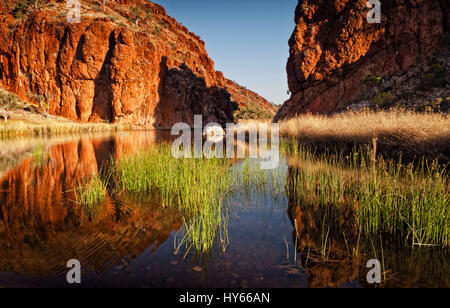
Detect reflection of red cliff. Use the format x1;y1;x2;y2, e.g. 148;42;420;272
288;203;361;288
275;0;448;121
0;133;182;276
0;0;266;127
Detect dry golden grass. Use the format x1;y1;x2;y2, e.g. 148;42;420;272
278;110;450;162
0;119;130;138
0;87;131;138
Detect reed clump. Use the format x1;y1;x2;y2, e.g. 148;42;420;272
115;144;233;253
283;140;449;247
75;175;107;207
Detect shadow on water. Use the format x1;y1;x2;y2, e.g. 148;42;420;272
0;131;448;287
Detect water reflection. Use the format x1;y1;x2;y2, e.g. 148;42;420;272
0;131;183;278
0;132;448;288
286;165;450;288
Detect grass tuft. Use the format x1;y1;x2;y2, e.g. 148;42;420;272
283;140;449;247
115;144;233;253
75;175;107;205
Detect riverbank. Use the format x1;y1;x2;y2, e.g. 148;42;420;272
0;88;131;138
278;110;450;162
0;119;131;138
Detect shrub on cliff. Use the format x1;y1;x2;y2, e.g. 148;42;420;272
373;91;396;107
13;0;44;18
130;6;142;26
145;8;154;21
13;0;31;18
419;64;448;90
153;25;162;35
234;102;273;120
364;74;383;93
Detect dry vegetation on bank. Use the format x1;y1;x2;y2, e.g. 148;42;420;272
0;88;130;138
278;110;450;162
0;120;130;138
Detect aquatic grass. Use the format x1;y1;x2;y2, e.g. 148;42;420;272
114;145;288;254
230;158;287;197
74;174;108;219
115;144;233;253
75;175;107;205
283;140;449;247
31;145;46;167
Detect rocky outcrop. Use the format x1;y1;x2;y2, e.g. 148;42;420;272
340;46;450;113
223;77;276;116
0;0;270;127
275;0;448;121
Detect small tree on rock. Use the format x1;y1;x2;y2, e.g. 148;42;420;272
0;91;20;122
27;92;51;118
102;0;108;13
0;108;8;122
131;6;142;26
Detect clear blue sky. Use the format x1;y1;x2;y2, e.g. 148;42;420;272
155;0;298;105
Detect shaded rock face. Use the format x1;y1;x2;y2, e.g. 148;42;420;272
275;0;448;121
0;0;242;127
156;61;234;126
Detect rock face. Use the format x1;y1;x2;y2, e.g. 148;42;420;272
275;0;448;121
340;46;450;114
0;0;269;127
223;78;276;116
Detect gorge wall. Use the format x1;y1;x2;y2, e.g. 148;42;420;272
0;0;271;127
275;0;448;121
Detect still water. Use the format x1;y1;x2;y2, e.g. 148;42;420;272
0;131;448;288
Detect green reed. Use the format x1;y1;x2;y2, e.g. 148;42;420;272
31;145;46;167
231;158;287;197
283;139;449;247
74;174;108;219
115;144;233;253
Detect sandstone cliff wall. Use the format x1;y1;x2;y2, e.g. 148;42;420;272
0;0;269;127
275;0;448;121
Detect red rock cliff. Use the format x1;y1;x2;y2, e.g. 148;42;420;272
275;0;448;121
223;76;276;116
0;0;269;127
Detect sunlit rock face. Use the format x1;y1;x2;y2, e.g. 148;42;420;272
0;0;272;127
275;0;448;121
